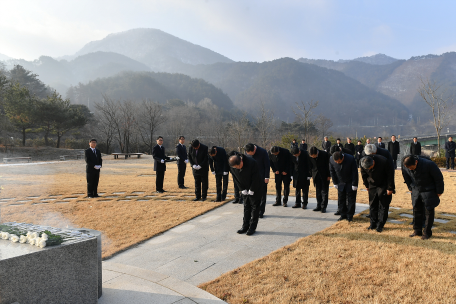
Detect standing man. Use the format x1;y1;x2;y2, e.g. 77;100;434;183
344;138;355;156
175;136;189;189
329;151;358;222
290;139;298;150
85;138;102;198
309;146;331;213
388;135;400;169
355;140;364;168
188;139;209;201
269;146;292;207
290;146;312;209
360;155;395;232
153;136;177;193
300;139;308;152
445;136;456;170
245;143;270;218
402;155;444;240
209;146;229;202
229;154;262;236
409;137;422;156
322;136;331;153
375;137;385;149
330;138;344;155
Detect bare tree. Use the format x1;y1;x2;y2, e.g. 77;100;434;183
119;100;137;153
136;99;165;154
255;101;276;148
292;99;319;142
418;77;454;156
228;113;250;152
315;114;333;138
95;96;124;152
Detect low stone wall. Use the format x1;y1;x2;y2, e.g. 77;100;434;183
0;223;99;304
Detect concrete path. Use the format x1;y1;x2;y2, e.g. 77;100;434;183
98;195;368;303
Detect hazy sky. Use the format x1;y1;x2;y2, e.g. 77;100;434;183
1;0;455;62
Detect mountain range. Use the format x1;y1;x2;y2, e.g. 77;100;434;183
2;28;455;125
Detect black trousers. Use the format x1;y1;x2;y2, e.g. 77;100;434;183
314;178;330;208
338;187;357;217
259;181;268;215
177;163;186;187
156;170;165;191
294;180;310;205
413;195;435;236
242;194;262;231
446;157;455;169
86;170;100;196
194;173;208;199
369;190;392;227
234;183;244;204
392;158;398;169
274;173;290;202
215;174;229;199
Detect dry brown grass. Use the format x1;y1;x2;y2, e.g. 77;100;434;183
0;156;235;258
200;210;456;304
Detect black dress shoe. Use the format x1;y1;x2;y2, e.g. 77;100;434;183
321;208;326;213
246;229;256;236
232;199;239;204
302;203;307;209
259;214;264;218
337;216;347;221
283;203;288;207
87;196;94;198
156;190;164;193
221;196;226;201
421;234;431;240
409;231;423;237
237;228;248;234
334;211;341;216
272;201;281;206
214;199;222;202
367;224;377;230
347;216;353;222
292;204;301;208
192;198;201;201
179;186;187;189
376;226;383;233
201;198;206;201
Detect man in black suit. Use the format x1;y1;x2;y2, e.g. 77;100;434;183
175;136;189;189
188;139;209;201
409;137;421;156
355;140;364;168
445;136;456;170
228;150;244;205
363;144;395;187
229;154;262;236
209;146;229;202
291;146;312;209
344;138;355;156
269;146;292;207
360;155;395;232
300;139;308;152
375;137;385;149
322;136;331;153
290;139;298;150
245;143;270;217
152;136;177;193
388;135;400;169
402;155;444;240
309;146;331;213
85;138;102;198
330;138;344;155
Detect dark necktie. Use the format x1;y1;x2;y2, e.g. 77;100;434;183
93;149;96;156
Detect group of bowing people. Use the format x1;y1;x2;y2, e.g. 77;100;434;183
150;135;444;239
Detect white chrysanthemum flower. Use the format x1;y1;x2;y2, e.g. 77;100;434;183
19;235;27;243
35;237;41;246
27;231;32;237
38;239;47;248
10;235;19;243
41;233;49;241
31;232;39;239
2;232;10;240
29;238;36;246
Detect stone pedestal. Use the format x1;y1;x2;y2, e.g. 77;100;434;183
0;237;98;304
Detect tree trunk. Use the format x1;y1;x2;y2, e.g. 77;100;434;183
22;127;26;146
56;132;62;148
437;132;440;157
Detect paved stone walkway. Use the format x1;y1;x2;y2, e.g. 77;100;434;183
98;195;368;303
